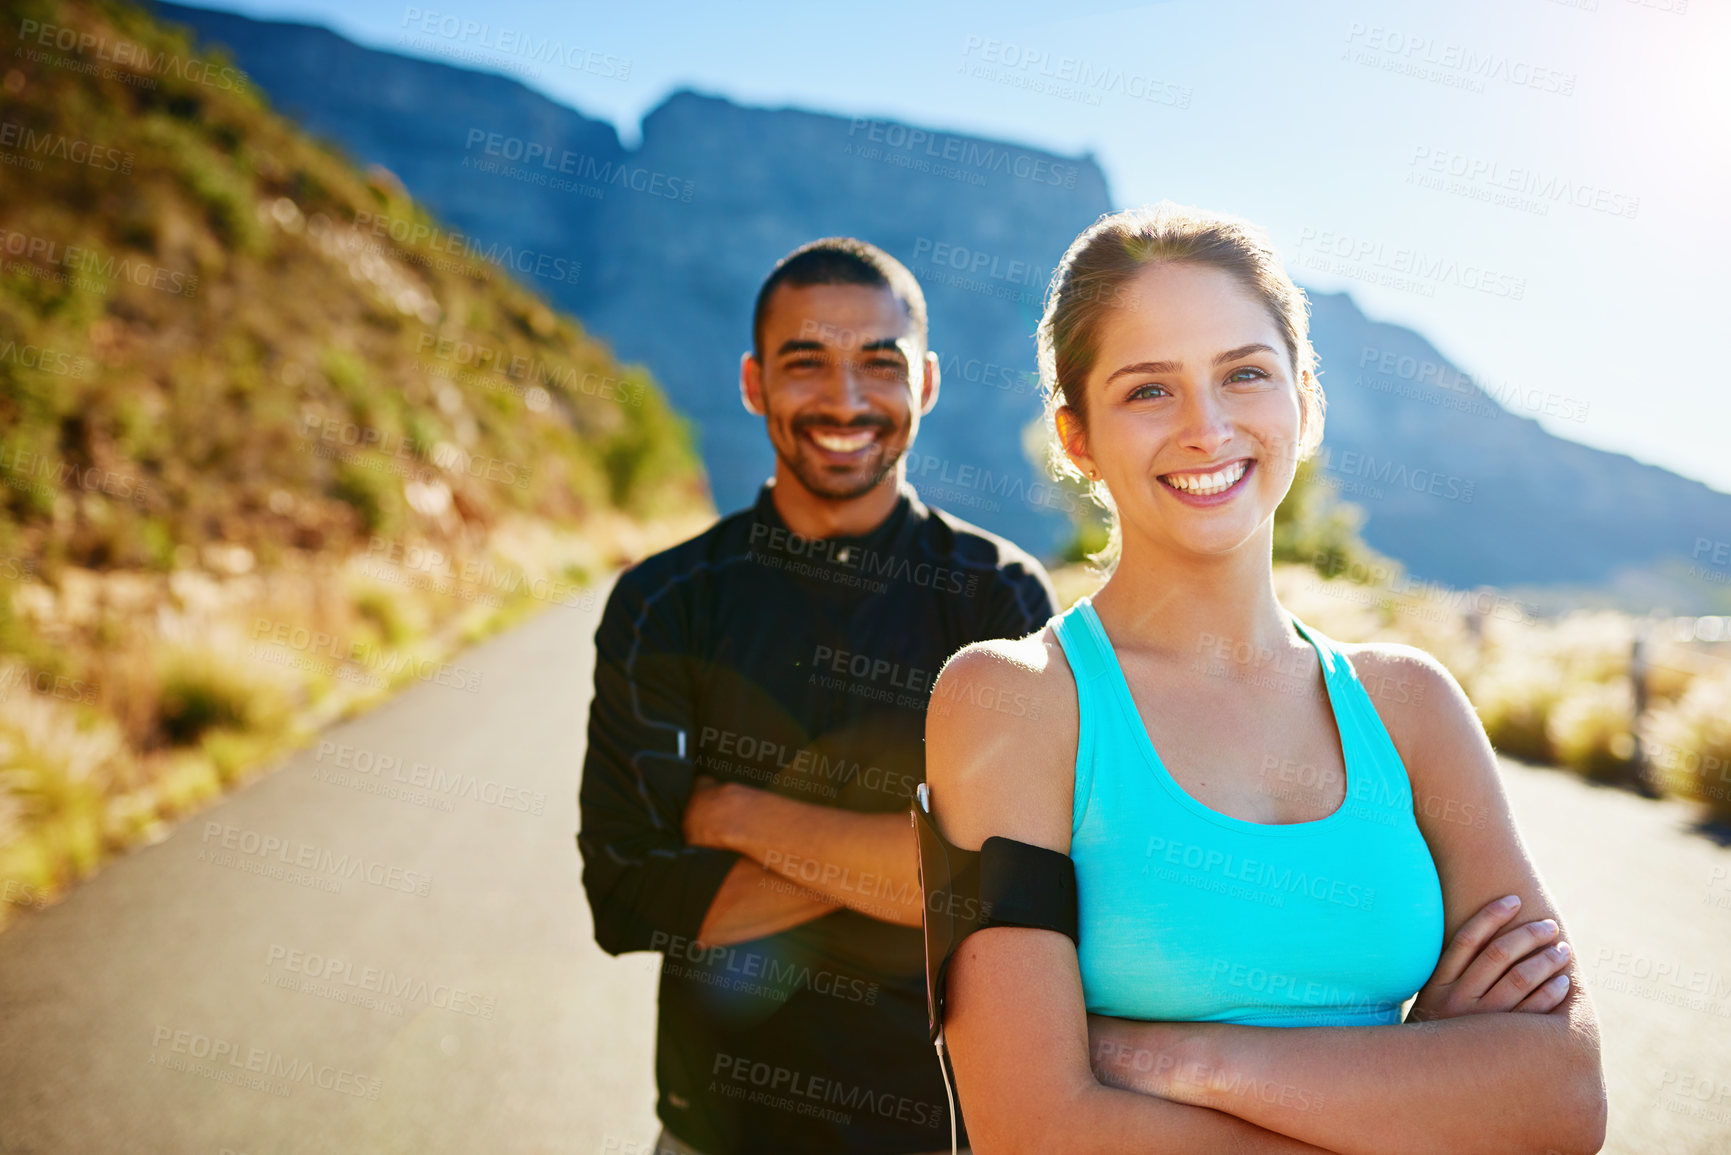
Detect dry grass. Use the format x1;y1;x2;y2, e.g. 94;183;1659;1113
1646;667;1731;824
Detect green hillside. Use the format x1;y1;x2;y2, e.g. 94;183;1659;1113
0;0;709;924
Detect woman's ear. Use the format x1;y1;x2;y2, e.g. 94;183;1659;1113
1055;405;1098;481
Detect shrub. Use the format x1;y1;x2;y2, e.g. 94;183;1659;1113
1546;681;1637;782
1645;669;1731;824
330;459;403;534
1472;654;1561;765
155;647;288;746
354;584;416;648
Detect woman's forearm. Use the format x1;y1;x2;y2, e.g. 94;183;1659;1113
1091;1009;1605;1155
967;1077;1343;1155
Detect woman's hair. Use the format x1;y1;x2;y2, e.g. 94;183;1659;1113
1037;202;1326;575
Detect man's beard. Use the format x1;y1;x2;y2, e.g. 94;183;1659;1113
773;413;904;501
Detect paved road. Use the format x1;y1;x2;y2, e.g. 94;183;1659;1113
1;577;1727;1154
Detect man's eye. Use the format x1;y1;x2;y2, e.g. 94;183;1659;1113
865;359;905;376
786;357;825;371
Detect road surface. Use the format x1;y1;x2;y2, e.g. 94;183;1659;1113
1;577;1727;1153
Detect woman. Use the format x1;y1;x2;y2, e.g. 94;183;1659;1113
924;204;1605;1154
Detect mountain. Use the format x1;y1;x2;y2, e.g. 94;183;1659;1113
153;1;1731;599
1305;291;1731;594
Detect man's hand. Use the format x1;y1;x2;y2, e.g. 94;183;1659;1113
682;775;747;852
1407;894;1573;1021
681;773;923;927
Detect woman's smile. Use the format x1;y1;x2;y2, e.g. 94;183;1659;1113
1156;457;1255;506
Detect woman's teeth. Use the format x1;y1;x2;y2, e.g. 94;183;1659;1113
809;429;877;453
1161;460;1249;496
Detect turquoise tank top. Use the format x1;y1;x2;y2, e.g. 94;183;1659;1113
1052;594;1445;1027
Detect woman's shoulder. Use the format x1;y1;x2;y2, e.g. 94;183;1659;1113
925;625;1079;851
1331;637;1489;794
1330;638;1469;721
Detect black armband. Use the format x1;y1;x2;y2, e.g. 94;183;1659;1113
910;783;1079;1043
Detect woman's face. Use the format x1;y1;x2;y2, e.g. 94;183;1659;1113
1065;261;1305;560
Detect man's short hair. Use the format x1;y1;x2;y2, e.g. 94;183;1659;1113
751;237;928;364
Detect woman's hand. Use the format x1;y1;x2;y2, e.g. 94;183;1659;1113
1407;894;1573;1022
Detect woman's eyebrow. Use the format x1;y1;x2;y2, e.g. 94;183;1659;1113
1103;342;1279;384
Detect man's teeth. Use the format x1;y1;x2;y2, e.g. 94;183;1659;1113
1162;460;1248;495
809;429;877;453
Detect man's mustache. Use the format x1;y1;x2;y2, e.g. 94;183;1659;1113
792;417;895;434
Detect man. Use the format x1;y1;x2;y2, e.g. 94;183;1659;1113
578;237;1057;1154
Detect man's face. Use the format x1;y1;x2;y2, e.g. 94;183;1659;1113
745;281;937;501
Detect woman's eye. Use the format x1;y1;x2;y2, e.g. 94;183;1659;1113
1127;382;1169;400
1226;367;1269;384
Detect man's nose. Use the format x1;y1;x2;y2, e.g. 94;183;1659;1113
820;358;874;412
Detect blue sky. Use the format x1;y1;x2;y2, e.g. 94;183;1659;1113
185;0;1730;493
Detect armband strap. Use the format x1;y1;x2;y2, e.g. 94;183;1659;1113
979;837;1079;940
910;784;1078;1043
